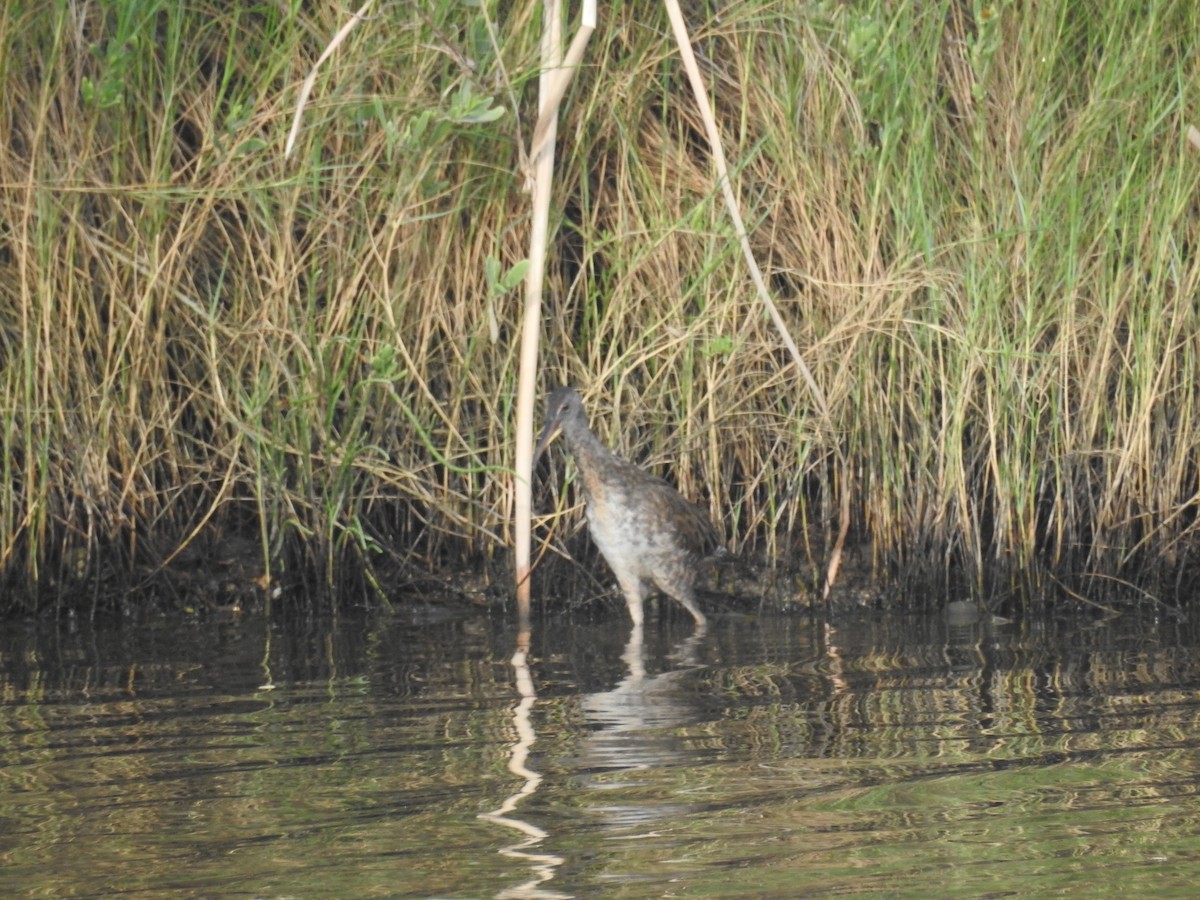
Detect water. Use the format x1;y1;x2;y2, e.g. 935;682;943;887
3;597;1200;897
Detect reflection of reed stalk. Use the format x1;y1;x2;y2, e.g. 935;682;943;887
477;632;568;900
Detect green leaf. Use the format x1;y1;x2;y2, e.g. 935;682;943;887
500;259;530;291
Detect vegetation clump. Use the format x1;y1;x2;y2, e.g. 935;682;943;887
1;1;1198;614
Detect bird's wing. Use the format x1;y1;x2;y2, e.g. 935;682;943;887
641;476;721;558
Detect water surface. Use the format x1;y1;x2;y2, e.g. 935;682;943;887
3;597;1200;896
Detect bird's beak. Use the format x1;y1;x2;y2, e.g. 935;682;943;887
532;416;562;466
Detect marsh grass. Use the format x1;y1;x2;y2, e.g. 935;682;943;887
1;0;1198;613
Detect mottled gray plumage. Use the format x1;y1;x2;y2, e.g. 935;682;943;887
534;386;718;627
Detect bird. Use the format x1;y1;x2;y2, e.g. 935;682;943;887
533;386;720;629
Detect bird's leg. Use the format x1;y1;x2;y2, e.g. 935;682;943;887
616;575;645;626
669;588;707;631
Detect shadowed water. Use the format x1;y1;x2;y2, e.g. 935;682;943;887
3;596;1200;897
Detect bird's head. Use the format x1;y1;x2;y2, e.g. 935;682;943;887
533;386;586;464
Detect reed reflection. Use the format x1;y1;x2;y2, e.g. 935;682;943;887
478;629;569;900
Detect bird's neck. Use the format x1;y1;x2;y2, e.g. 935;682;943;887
561;417;630;494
